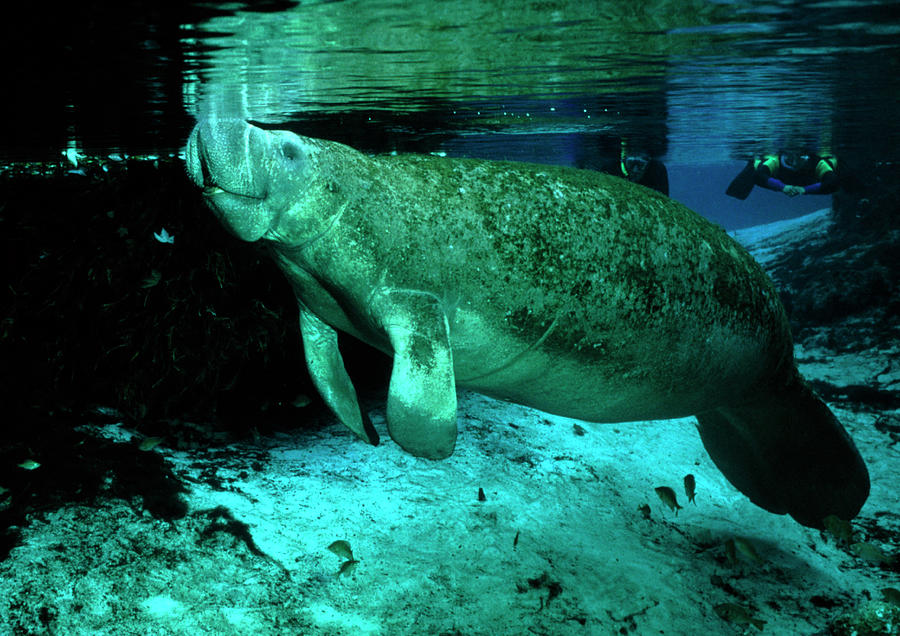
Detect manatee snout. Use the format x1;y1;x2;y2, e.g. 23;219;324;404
185;119;281;242
186;119;264;191
185;119;226;188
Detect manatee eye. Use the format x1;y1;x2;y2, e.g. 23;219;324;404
282;141;301;163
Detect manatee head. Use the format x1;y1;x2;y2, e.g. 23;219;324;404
185;118;318;242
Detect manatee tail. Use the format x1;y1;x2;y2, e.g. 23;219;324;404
696;377;869;528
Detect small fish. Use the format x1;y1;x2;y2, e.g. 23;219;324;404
327;540;354;561
851;542;894;564
654;486;682;515
337;559;359;577
683;474;696;504
153;228;175;244
714;603;765;631
139;437;164;452
18;459;40;470
0;485;8;496
141;269;162;288
882;587;900;607
823;515;854;544
291;393;311;408
477;487;486;502
733;537;763;564
638;503;652;520
92;405;122;418
513;531;520;548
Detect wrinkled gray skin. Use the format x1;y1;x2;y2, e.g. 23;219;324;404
185;119;868;528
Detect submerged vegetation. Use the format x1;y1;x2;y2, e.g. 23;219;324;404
1;157;318;431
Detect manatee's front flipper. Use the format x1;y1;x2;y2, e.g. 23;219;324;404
374;290;457;459
298;304;379;446
696;376;869;528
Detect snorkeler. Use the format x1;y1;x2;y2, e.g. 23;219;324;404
617;141;669;195
573;136;669;195
726;151;838;200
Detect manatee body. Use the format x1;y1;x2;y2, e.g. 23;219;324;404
185;119;869;528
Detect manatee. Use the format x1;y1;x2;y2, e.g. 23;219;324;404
185;118;869;528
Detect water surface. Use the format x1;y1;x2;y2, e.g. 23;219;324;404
2;0;897;227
